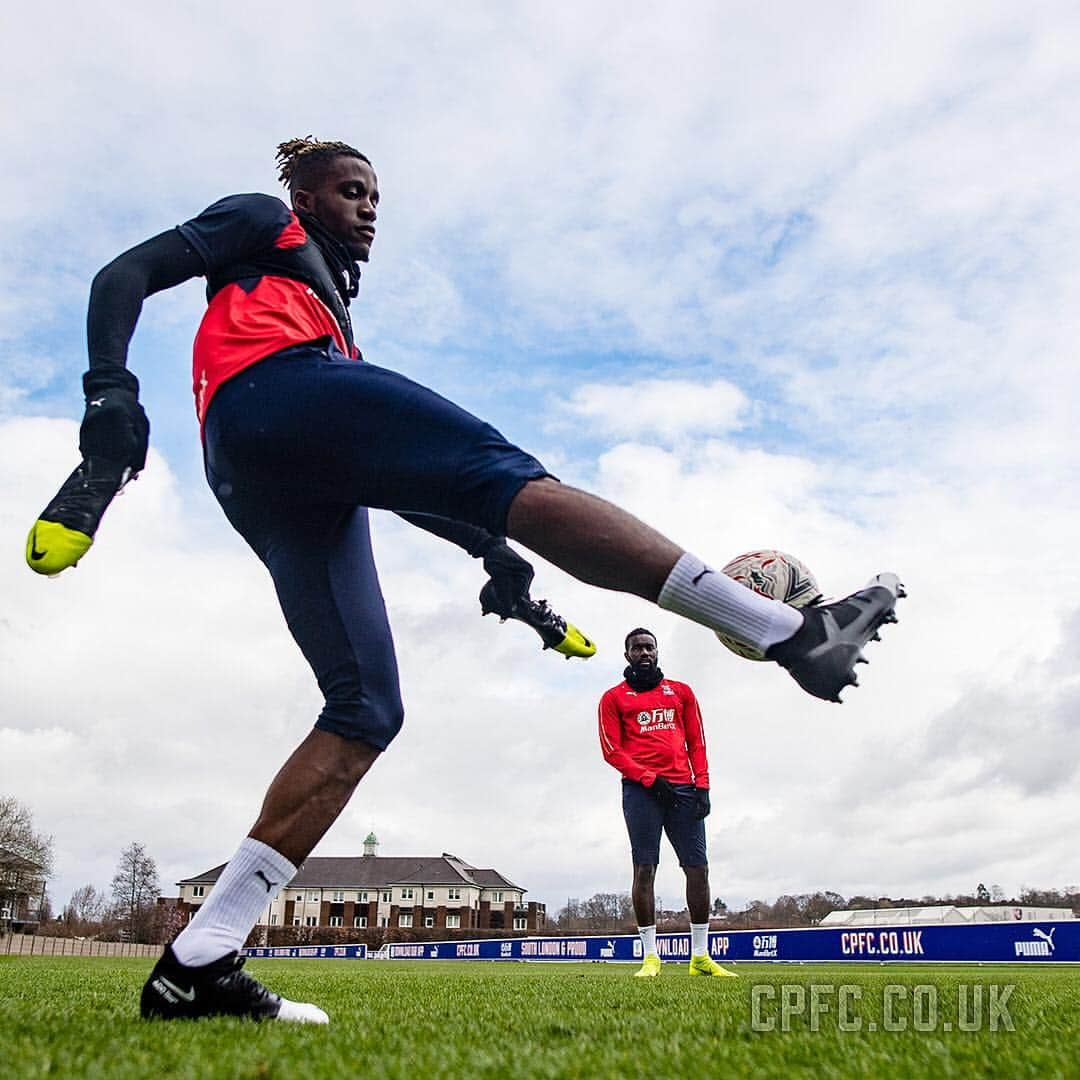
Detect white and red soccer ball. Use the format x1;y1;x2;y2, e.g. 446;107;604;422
716;549;823;660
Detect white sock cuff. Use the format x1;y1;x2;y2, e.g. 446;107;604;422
657;552;706;610
638;924;657;955
691;921;710;956
658;551;802;652
171;838;298;967
237;837;298;885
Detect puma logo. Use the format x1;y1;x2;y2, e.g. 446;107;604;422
254;870;278;893
1034;927;1056;949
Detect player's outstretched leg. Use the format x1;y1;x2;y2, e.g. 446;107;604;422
507;480;905;702
141;945;328;1024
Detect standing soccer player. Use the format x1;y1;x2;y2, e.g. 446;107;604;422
28;138;902;1023
599;628;735;978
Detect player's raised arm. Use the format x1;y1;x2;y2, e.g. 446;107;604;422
87;230;206;370
397;512;596;659
25;231;205;576
598;691;654;786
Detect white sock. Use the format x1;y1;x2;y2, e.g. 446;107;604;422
691;922;710;957
172;837;296;967
658;552;803;653
639;924;657;957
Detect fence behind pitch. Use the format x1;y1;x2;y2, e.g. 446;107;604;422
378;921;1079;964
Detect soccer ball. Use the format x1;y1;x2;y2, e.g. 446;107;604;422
716;549;823;660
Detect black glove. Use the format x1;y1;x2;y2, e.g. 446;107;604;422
694;788;711;819
479;540;535;618
649;777;679;809
79;366;149;475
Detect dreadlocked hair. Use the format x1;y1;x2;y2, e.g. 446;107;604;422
275;137;371;191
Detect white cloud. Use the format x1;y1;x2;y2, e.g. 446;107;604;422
2;0;1079;916
558;378;749;441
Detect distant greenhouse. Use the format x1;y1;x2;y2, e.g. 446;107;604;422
821;905;1076;927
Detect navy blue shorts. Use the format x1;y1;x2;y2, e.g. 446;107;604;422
203;342;549;749
622;779;707;867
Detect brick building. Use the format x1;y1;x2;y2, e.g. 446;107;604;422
177;834;545;934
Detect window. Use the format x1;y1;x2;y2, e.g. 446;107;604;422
270;914;279;925
514;917;527;931
448;888;461;901
305;916;318;927
492;891;503;902
294;893;303;901
378;916;388;928
381;891;391;903
426;890;435;901
354;915;368;928
328;916;343;927
446;915;460;929
331;891;345;903
292;917;302;927
308;891;320;902
424;916;434;928
401;888;414;901
191;885;205;898
358;891;368;903
399;913;413;928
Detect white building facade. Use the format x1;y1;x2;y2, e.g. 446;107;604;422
178;838;545;935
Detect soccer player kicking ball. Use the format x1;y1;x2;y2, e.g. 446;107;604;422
599;629;736;978
27;138;902;1023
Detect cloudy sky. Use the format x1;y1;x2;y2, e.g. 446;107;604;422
2;1;1078;918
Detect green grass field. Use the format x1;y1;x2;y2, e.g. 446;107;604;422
2;957;1077;1079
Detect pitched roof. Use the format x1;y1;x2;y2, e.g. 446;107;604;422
468;869;521;890
177;853;525;893
0;846;45;873
180;862;228;884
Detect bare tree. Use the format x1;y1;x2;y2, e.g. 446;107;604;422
63;883;109;936
0;796;54;871
772;895;801;927
555;898;582;928
149;901;186;945
110;842;160;943
580;893;621;929
799;891;846;925
577;892;634;930
0;796;53;926
67;883;107;922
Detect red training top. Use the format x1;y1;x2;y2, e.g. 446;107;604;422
177;193;358;426
597;678;709;789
